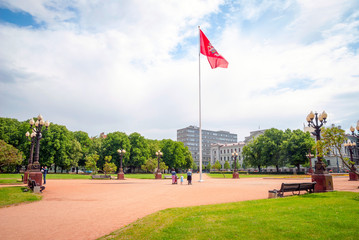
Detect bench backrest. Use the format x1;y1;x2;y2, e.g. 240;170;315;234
298;182;316;191
280;183;300;192
280;182;316;193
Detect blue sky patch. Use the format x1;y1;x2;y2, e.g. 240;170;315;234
0;8;43;28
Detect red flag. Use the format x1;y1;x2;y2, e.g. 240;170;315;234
199;29;228;69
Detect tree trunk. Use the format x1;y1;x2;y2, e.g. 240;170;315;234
54;164;57;173
276;165;279;172
258;165;261;172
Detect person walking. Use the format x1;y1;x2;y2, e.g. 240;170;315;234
180;175;184;185
171;168;177;184
42;166;48;184
187;169;192;185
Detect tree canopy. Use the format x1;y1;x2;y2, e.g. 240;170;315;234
243;128;315;172
0;117;194;173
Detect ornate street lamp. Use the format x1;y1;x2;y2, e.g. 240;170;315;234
344;140;358;181
306;111;327;173
23;130;37;183
232;151;239;179
28;115;50;187
155;150;163;179
306;110;333;192
350;121;359;137
117;149;126;180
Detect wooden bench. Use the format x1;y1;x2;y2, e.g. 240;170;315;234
275;182;316;197
91;175;112;179
28;178;45;193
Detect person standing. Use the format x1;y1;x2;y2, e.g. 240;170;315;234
180;175;184;185
42;166;48;184
187;169;192;185
171;168;177;184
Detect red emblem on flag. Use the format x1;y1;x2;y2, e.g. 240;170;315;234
200;29;228;69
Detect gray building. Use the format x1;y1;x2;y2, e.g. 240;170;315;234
244;129;266;143
177;126;237;166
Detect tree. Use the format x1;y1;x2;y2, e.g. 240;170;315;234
242;137;265;172
0;118;30;167
283;129;315;171
103;156;116;176
160;139;193;170
213;160;222;171
65;139;83;172
141;158;157;173
85;154;99;174
40;123;73;172
262;128;285;172
318;126;358;177
224;161;230;170
192;161;198;171
205;162;212;171
141;158;168;173
101;132;130;172
127;133;149;172
74;131;92;172
0;140;23;172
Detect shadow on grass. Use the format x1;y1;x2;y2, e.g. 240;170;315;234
299;193;328;199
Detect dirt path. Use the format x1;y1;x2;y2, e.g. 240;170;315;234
0;175;358;240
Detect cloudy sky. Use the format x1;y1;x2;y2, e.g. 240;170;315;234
1;0;358;141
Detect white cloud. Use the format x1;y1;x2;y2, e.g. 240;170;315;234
0;0;358;141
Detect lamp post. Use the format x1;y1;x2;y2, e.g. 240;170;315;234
155;150;163;179
28;115;50;187
306;110;333;192
349;121;359;138
344;140;358;181
306;150;314;174
23;130;37;183
117;149;126;180
232;151;239;179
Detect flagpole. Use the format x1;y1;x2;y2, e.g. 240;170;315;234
198;26;203;182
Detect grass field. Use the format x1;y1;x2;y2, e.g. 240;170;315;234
0;179;23;184
100;191;359;240
207;173;312;178
0;186;42;207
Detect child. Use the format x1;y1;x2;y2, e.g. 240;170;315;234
180;175;184;185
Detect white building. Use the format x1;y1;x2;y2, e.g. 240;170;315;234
210;142;245;169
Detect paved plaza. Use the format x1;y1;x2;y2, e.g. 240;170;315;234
0;174;358;240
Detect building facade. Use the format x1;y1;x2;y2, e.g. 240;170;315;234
244;129;266;143
177;126;237;166
210;142;245;169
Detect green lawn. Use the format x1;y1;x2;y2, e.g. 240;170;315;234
0;179;23;184
207;173;311;179
0;186;42;207
0;174;22;179
125;173;187;179
100;191;359;240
